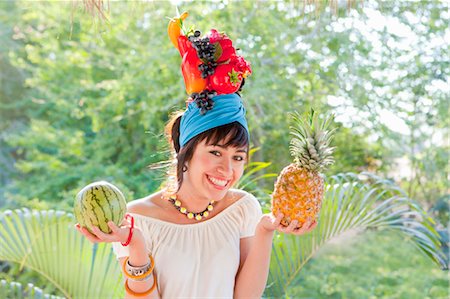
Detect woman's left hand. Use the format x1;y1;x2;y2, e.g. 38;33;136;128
258;213;318;236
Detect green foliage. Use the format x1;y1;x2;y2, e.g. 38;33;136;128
235;147;278;201
1;1;175;209
1;1;447;219
0;279;65;299
328;124;384;174
265;172;447;297
0;0;448;295
0;1;384;209
0;209;123;298
286;230;448;299
0;262;63;297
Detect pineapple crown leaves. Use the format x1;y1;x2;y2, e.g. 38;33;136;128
289;109;336;173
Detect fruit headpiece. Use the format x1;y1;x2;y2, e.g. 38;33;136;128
168;12;252;147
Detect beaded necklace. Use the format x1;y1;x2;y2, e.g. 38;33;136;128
167;194;215;221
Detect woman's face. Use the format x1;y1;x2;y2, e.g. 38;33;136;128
182;138;247;201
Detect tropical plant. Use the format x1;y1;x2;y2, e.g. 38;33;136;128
234;147;278;201
0;209;123;298
0;279;65;299
0;172;446;298
265;172;448;297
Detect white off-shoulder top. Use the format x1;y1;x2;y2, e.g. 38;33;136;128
112;191;263;298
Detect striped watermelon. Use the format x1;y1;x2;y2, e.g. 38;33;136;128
74;181;127;234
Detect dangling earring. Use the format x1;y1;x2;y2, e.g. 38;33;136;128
182;165;188;172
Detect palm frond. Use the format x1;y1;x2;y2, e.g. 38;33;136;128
0;209;123;299
265;172;448;297
0;279;65;299
235;148;277;198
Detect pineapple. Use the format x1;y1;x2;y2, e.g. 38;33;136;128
272;109;335;227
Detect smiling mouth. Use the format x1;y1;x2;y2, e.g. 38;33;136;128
206;175;230;188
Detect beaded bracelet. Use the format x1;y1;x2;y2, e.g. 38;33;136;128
121;214;134;246
124;274;158;297
126;259;151;279
122;254;155;281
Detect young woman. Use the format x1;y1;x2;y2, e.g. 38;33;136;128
75;17;317;298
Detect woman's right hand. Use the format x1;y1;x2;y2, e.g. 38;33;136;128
75;216;144;245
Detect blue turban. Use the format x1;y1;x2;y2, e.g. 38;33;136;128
179;93;249;147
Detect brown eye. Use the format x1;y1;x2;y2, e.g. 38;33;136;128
234;156;245;162
209;151;221;157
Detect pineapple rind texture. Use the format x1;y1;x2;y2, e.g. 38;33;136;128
272;110;334;228
272;164;324;227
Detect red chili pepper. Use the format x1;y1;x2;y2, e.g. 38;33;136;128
177;35;190;58
181;45;207;94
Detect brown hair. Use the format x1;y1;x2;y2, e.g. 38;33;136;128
165;111;249;189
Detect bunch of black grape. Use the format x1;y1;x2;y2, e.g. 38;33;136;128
198;62;218;78
188;30;217;78
191;90;217;115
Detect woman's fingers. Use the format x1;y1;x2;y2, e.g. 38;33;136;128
258;213;284;232
272;215;319;235
75;224;102;243
291;218;314;235
91;225;118;242
75;222;121;243
120;217;131;227
279;219;298;233
108;221;120;234
107;221;129;243
274;213;284;226
299;218;313;232
307;220;318;231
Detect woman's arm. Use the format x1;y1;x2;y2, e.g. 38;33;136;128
233;225;275;298
118;229;160;299
234;214;317;298
76;217;160;298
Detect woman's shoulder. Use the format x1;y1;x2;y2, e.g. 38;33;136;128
227;188;249;200
126;190;167;219
226;189;260;209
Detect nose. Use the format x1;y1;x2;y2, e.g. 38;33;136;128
217;158;232;176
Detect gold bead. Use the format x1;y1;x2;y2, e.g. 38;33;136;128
180;207;187;214
203;211;209;217
207;205;213;211
187;213;194;219
195;215;202;221
175;200;181;207
170;195;177;200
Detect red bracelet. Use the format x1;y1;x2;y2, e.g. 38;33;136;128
121;214;134;246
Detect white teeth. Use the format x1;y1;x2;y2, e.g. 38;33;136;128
208;176;228;187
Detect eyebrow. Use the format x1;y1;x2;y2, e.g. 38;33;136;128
212;144;248;153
